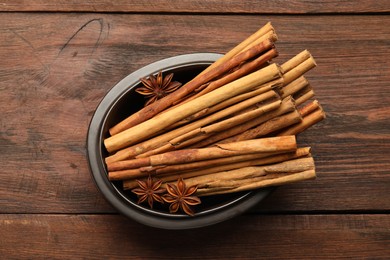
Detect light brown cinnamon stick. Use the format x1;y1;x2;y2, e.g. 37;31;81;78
200;22;275;75
169;78;283;129
105;84;281;163
278;106;326;136
295;89;315;106
299;100;320;117
108;39;276;136
164;157;315;196
191;96;296;148
108;136;297;180
198;169;316;196
239;29;278;54
280;76;309;98
281;50;311;73
119;150;283;180
116;136;296;169
137;99;281;158
219;109;302;143
122;147;311;189
176;47;278;105
283;56;317;85
194;157;315;189
104;63;281;153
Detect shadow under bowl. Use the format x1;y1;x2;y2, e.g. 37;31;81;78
87;53;273;229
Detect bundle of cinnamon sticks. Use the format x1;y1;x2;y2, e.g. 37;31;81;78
103;22;325;197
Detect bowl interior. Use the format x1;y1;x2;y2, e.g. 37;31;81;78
88;53;273;229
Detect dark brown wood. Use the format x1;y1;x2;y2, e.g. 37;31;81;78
1;1;389;257
0;214;389;258
0;0;389;13
1;13;389;213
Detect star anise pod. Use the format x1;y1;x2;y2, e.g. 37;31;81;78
163;178;201;216
136;71;182;106
131;175;166;209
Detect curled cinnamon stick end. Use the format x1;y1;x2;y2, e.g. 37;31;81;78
278;103;326;136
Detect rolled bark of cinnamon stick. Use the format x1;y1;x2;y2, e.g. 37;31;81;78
120;135;296;169
182;146;310;175
239;29;278;54
162;157;316;196
278;106;326;136
198;169;316;196
191;96;296;148
137;99;281;158
281;50;311;73
120;150;282;182
219;109;302;143
299;100;320;117
161;147;311;182
295;89;315;106
170;78;283;128
108;39;276;136
122;147;311;189
105;63;281;153
108;136;297;181
283;56;317;85
105;86;281;163
280;76;309;98
200;22;275;75
175;47;278;106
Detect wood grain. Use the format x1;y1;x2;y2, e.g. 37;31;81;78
0;0;389;13
0;13;389;214
0;214;389;258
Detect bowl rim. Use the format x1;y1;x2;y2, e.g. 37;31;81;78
87;53;273;229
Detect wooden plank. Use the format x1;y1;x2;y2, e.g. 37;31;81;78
0;13;389;213
0;0;389;14
0;214;389;258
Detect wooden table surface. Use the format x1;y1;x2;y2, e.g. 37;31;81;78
1;1;389;258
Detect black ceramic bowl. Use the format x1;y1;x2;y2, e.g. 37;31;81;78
87;53;273;229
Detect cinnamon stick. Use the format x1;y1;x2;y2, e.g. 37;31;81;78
239;29;278;54
191;96;296;148
122;147;311;189
295;89;315;106
280;76;309;98
198;169;316;196
120;150;283;180
120;136;295;169
105;86;281;163
175;47;278;106
170;78;283;128
281;50;311;73
200;22;275;75
108;38;276;136
164;157;316;196
192;157;315;189
161;147;310;181
278;107;326;136
105;63;281;153
219;109;302;143
137;99;281;158
299;100;320;117
283;56;317;85
108;136;297;181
